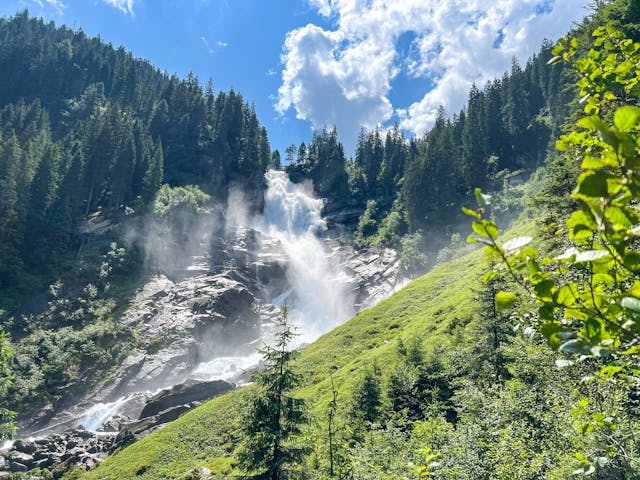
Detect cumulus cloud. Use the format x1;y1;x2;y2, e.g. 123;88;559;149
102;0;135;15
277;0;591;145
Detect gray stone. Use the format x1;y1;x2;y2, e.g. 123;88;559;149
139;380;233;419
12;440;36;455
9;461;27;473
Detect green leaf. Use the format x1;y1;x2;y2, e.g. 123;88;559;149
472;220;499;239
482;271;497;284
577;115;609;132
627;281;640;297
623;252;640;270
614;106;640;131
462;207;480;219
538;304;556;321
534;280;555;300
474;188;491;207
495;291;517;310
621;297;640;312
560;339;591;355
576;171;609;197
555;285;578;306
574;250;610;263
567;210;597;230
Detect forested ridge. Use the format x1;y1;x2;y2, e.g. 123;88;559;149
1;0;640;478
0;11;272;313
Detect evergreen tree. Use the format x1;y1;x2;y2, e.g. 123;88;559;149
238;307;309;479
270;149;282;170
141;138;164;204
0;331;16;441
350;365;382;425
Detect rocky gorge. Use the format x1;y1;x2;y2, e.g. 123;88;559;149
1;171;401;476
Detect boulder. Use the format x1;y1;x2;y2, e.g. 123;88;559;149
139;380;233;419
12;440;36;454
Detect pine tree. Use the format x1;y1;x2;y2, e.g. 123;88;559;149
350;365;382;425
0;331;16;441
237;307;309;479
141;138;164;204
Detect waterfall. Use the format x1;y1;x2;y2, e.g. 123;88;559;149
259;170;354;344
35;170;359;435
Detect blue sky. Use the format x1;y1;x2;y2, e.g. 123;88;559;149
1;0;592;155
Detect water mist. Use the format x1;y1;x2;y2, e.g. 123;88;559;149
258;170;354;344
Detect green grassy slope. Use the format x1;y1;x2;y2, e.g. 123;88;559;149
79;249;486;479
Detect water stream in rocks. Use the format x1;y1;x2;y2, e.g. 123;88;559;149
1;171;402;475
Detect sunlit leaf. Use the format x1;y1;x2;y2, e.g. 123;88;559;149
621;297;640;312
502;236;532;251
614;105;640;131
574;250;610;263
462;207;480;219
495;291;517;310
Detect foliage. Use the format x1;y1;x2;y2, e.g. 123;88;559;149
0;330;16;441
6;244;137;410
466;25;640;473
151;184;211;219
399;232;429;276
0;12;270;314
468;26;640;362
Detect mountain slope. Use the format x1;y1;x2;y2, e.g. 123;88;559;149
80;209;640;480
79;247;486;479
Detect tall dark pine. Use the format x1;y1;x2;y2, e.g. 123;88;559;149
238;307;308;479
0;134;24;287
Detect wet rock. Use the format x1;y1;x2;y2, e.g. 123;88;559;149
9;461;28;472
9;452;34;467
15;219;399;449
0;429;117;477
139;380;233;419
12;440;36;454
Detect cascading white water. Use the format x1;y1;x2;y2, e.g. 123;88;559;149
75;396;134;432
59;170;356;434
259;170;354;344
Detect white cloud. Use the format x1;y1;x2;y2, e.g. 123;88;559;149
200;36;214;54
277;0;592;146
102;0;135;15
200;36;227;54
33;0;65;13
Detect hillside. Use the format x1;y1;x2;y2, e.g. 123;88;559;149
79;246;488;479
79;208;638;480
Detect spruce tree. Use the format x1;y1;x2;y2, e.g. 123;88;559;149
237;307;308;479
0;331;16;441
